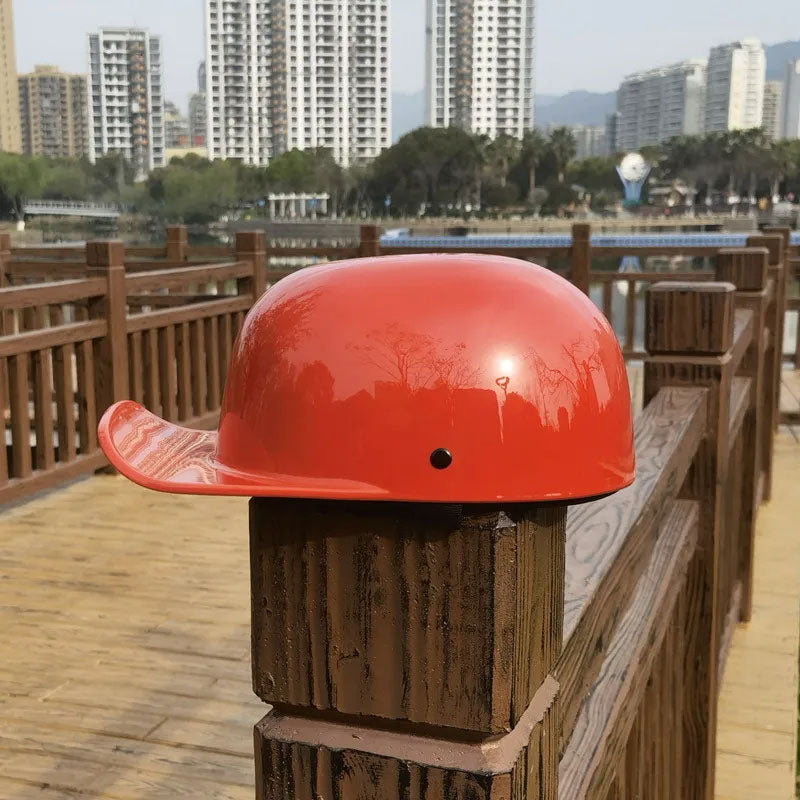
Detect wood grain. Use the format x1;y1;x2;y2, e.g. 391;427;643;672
250;501;566;734
559;500;698;799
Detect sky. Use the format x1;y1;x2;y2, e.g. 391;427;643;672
13;0;799;111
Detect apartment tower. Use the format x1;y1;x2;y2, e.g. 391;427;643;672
88;28;165;175
18;66;89;157
425;0;536;138
205;0;390;167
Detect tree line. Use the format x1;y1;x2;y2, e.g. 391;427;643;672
1;127;799;223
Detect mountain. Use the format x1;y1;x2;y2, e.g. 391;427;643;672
392;90;425;142
534;90;616;127
765;40;800;80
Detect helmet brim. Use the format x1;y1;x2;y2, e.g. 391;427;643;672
98;401;390;499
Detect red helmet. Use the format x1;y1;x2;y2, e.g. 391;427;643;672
99;254;634;503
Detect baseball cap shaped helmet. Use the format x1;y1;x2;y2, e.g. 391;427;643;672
99;254;635;503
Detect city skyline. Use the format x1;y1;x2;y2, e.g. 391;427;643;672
11;0;799;113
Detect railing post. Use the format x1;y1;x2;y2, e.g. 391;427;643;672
763;225;791;370
235;231;267;300
359;223;381;257
0;233;10;334
166;224;188;263
746;233;783;501
87;241;129;416
570;222;591;296
251;501;565;798
715;247;769;622
644;281;736;800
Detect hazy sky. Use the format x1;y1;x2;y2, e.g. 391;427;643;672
13;0;798;110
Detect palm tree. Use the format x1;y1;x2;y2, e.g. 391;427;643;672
520;129;547;202
547;127;577;184
486;133;521;188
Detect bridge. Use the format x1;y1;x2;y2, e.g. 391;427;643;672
22;199;122;219
0;224;798;800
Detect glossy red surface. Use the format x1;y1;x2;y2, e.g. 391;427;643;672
99;254;635;503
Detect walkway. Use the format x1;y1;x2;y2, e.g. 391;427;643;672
0;424;797;798
715;431;800;800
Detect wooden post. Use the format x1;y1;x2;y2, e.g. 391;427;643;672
166;224;188;263
236;231;267;300
250;501;565;799
763;225;791;368
359;224;381;257
570;223;591;296
644;281;736;800
746;233;783;501
0;234;10;440
87;241;129;416
716;248;769;622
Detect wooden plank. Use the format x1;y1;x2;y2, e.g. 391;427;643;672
0;356;7;485
728;377;751;446
0;320;107;358
175;321;191;421
191;319;207;416
32;349;55;471
52;344;75;464
126;296;251;333
8;353;31;479
557;385;707;748
125;262;251;293
219;313;233;388
158;325;178;421
559;500;699;799
205;316;221;410
0;451;107;506
143;328;160;414
0;278;106;310
129;330;144;405
75;339;97;455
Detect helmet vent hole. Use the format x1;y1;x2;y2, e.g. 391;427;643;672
430;449;453;470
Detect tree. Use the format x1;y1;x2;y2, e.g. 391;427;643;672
519;129;547;203
0;153;46;220
547;127;577;184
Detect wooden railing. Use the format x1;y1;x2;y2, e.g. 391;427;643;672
246;268;776;800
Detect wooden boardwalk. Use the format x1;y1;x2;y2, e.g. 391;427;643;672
0;400;797;798
715;431;800;800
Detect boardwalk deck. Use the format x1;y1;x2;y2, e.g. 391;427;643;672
0;396;797;798
715;432;800;800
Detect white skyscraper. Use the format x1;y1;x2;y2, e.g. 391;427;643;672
88;28;165;174
762;80;783;141
615;60;707;151
782;60;800;139
704;39;766;133
425;0;536;138
205;0;390;167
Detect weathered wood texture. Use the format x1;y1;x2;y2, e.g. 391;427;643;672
559;499;698;799
556;386;706;750
250;501;565;734
254;678;558;800
643;282;738;800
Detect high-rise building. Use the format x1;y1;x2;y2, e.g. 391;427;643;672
762;80;783;141
18;66;90;158
164;101;190;148
425;0;536;138
0;0;21;152
605;111;620;155
88;28;165;175
205;0;390;167
570;125;607;159
616;60;706;152
704;39;765;133
782;60;800;139
188;61;206;147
